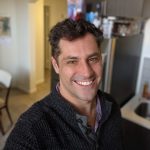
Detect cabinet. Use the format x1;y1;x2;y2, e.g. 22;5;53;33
123;118;150;150
142;0;150;18
106;0;144;18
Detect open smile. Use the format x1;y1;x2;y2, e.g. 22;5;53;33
74;80;95;86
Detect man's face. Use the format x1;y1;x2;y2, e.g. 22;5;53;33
52;33;103;104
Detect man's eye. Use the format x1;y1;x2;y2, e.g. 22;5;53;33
67;60;77;64
89;57;100;63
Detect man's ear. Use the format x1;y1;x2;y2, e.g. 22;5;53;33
51;56;59;74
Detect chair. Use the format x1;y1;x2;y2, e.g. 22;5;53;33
0;69;13;135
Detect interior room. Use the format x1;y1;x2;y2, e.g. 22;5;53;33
1;0;150;149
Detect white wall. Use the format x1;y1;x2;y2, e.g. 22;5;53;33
35;0;44;84
0;0;18;81
29;0;44;86
141;19;150;57
0;0;44;93
136;19;150;94
15;0;34;92
0;0;67;93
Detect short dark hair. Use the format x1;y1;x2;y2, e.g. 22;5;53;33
48;18;103;58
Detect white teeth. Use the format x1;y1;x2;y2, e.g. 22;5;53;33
77;81;93;86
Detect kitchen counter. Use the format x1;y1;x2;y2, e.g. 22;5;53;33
121;95;150;130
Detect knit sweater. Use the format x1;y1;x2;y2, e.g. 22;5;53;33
4;88;123;150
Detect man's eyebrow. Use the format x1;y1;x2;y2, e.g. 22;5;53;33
63;56;79;60
63;52;101;60
88;52;101;57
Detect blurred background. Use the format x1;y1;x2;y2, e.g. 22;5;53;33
1;0;150;149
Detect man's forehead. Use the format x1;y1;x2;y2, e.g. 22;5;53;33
59;33;97;45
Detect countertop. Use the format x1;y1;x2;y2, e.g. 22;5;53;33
121;95;150;130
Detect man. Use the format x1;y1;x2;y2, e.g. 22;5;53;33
4;19;123;150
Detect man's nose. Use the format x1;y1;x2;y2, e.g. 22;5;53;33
78;61;94;78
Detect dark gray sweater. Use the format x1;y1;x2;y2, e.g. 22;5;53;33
4;88;123;150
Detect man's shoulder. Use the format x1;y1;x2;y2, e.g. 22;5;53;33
98;90;117;104
17;94;51;127
4;95;52;149
98;90;121;113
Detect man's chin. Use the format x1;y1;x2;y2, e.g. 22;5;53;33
77;92;97;102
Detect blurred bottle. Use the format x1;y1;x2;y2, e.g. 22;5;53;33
142;82;149;98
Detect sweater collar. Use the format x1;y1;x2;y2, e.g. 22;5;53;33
44;85;112;130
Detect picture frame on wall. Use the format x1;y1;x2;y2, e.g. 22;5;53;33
0;16;11;37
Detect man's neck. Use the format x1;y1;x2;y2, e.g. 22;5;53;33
74;99;97;127
56;83;97;127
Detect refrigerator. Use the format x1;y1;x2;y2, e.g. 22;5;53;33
102;34;143;107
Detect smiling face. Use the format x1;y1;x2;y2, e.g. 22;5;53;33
52;33;103;105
